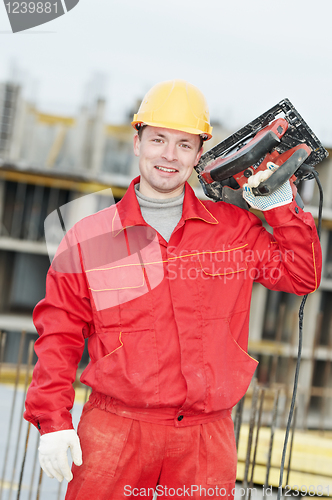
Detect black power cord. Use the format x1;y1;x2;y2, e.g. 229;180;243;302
277;170;323;499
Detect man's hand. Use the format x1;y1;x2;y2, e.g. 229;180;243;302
38;429;82;482
243;162;293;211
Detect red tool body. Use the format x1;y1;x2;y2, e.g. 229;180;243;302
201;118;290;185
195;99;328;206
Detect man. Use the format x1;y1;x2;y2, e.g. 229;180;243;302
24;80;321;499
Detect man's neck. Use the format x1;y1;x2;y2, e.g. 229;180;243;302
134;184;184;242
138;181;185;200
135;184;184;205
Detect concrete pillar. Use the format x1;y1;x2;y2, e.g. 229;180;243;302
90;99;106;175
249;284;268;341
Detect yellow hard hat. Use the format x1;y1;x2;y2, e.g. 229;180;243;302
132;79;213;140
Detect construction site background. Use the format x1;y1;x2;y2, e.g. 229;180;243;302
0;78;332;498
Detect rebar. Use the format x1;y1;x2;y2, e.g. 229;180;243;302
264;387;280;498
28;431;40;500
285;406;297;488
243;381;259;491
234;396;245;452
35;468;43;500
248;388;265;500
16;423;31;500
0;330;26;500
0;331;7;382
9;339;34;500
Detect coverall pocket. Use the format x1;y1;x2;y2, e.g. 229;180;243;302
195;247;249;320
203;318;258;409
89;328;160;407
197;247;247;277
86;252;149;311
77;407;133;478
201;417;237;485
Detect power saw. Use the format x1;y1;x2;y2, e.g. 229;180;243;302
195;99;328;209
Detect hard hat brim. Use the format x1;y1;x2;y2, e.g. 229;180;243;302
131;119;212;141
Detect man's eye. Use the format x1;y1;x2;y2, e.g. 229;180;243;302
180;143;191;149
152;138;163;143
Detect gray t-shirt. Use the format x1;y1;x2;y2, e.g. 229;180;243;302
135;184;184;242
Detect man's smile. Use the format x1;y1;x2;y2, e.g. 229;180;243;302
155;165;178;173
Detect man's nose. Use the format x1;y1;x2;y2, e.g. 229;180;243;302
161;142;178;162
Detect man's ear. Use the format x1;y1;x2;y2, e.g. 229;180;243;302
194;146;203;166
133;133;140;157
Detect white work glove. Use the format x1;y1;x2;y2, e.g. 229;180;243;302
243;162;293;211
39;429;82;482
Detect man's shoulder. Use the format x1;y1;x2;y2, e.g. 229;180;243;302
69;202;120;245
199;198;260;225
74;202;119;229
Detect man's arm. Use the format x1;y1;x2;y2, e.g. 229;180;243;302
24;233;94;482
246;200;321;294
24;230;94;434
243;165;322;294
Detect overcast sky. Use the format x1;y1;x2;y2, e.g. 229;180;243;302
1;0;332;145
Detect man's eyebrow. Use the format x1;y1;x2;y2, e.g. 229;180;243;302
178;138;197;145
152;133;195;144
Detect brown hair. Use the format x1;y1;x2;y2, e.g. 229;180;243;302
137;124;204;151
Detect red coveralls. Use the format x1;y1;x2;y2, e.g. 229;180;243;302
24;177;321;499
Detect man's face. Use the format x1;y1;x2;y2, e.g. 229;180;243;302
133;126;203;199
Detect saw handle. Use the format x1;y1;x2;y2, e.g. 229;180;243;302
252;147;311;196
